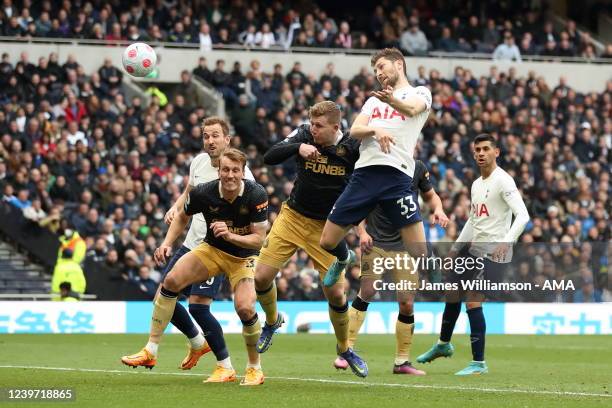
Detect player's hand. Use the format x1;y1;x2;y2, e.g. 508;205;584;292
154;244;173;266
359;232;374;254
431;209;449;228
164;207;176;225
299;144;320;161
211;221;232;240
491;243;509;262
371;86;396;104
374;129;395;154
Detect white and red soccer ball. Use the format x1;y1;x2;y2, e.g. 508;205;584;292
122;42;157;77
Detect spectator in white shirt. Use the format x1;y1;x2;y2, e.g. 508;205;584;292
66;121;87;147
23;198;47;223
198;22;213;52
256;23;276;48
493;31;522;62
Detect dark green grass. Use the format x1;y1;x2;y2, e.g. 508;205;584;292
0;334;609;408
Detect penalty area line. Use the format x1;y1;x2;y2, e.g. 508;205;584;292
0;365;609;399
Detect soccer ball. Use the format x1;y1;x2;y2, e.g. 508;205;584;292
122;42;157;77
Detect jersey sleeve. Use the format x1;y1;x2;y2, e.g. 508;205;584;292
414;86;432;110
360;96;377;117
184;185;207;216
263;126;310;165
500;176;530;243
244;165;255;181
415;161;433;193
249;184;269;224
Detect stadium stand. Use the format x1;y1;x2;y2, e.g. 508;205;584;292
0;1;609;302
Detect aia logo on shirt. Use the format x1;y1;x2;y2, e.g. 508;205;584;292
370;106;406;121
472;203;490;217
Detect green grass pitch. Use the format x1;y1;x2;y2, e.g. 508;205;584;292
0;334;609;407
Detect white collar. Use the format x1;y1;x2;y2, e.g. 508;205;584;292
332;130;343;146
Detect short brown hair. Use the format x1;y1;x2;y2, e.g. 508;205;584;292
371;47;407;76
202;116;230;136
308;101;341;125
220;148;247;170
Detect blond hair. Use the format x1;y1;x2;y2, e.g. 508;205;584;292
220;148;247;170
308;101;341;124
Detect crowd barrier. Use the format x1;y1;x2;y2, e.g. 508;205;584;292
0;301;609;335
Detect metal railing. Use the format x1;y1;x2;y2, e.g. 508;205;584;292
1;36;609;65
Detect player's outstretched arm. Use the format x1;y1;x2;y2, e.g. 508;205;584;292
350;113;395;153
372;86;431;118
264;127;310;164
422;189;449;228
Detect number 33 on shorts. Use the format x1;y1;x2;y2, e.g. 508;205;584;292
396;194;417;219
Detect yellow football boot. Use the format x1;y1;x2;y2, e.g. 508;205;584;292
180;344;212;370
240;367;264;386
204;365;237;383
121;348;156;369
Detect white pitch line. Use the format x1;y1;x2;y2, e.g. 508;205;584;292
0;365;609;399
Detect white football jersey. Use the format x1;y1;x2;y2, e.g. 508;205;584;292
183;153;254;249
458;166;529;262
355;85;431;177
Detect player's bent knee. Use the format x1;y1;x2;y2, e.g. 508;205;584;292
235;304;256;321
398;301;414;315
162;273;181;292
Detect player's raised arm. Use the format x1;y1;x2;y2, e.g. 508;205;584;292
264;126;314;164
372;85;431;118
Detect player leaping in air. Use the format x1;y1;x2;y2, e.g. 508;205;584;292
253;101;368;377
121;149;269;385
319;48;432;298
335;159;449;375
417;134;529;375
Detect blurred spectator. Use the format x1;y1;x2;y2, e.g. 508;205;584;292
400;20;428;56
51;248;86;300
493;32;522;62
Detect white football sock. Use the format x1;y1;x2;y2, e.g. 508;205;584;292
145;341;159;357
188;333;206;350
217;357;232;369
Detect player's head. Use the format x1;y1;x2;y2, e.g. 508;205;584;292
219;148;247;193
308;101;341;146
472;134;499;169
371;48;407;88
202;116;231;159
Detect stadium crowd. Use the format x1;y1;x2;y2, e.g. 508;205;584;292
1;0;611;60
0;44;609;301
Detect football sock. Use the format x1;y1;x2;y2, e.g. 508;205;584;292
439;302;461;342
467;307;486;362
395;313;415;365
217;356;233;369
188;332;206;350
170;301;200;340
348;296;369;348
242;313;262;365
325;240;349;263
189;303;229;360
329;301;349;353
145;341;158;356
256;282;278;326
148;286;178;352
